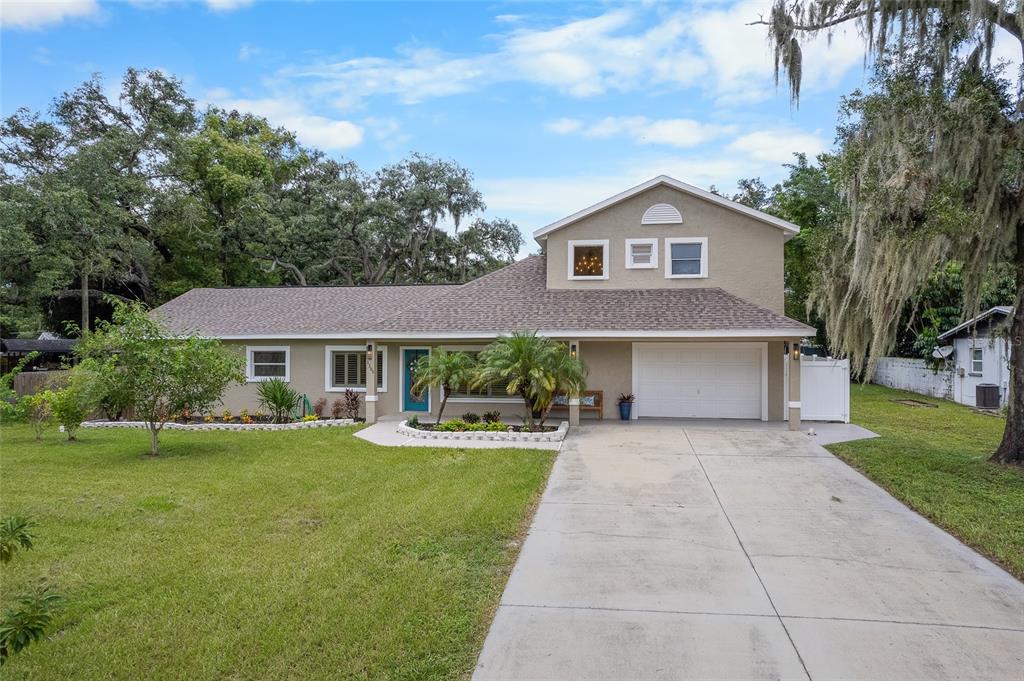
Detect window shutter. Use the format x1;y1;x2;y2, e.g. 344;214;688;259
376;350;384;388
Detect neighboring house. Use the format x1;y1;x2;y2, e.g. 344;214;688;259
154;176;814;426
0;335;78;374
937;306;1012;408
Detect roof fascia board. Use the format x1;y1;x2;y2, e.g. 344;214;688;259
532;175;801;243
937;306;1011;340
205;328;813;341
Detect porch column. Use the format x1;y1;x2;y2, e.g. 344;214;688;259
788;340;801;431
568;339;581;426
365;341;377;424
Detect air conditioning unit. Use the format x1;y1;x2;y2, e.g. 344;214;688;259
976;384;1000;409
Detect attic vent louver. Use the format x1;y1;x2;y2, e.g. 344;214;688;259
641;203;682;224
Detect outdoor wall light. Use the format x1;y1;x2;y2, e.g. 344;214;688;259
366;343;373;353
791;342;801;360
570;342;578;358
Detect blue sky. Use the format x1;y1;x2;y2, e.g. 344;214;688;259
1;1;894;245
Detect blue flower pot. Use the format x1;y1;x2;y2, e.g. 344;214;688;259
619;402;632;421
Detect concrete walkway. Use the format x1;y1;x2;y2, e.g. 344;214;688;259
473;425;1024;680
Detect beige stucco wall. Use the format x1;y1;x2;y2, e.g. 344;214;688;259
543;184;786;313
215;338;792;422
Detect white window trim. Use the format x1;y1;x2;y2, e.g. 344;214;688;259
567;239;610;281
970;347;984;375
625;238;658;269
246;345;290;383
324;344;388;393
664;237;708;279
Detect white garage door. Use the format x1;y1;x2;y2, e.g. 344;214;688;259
634;343;765;419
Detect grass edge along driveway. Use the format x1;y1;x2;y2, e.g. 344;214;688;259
829;384;1024;580
0;424;555;681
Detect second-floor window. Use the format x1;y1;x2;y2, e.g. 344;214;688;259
625;238;658;269
665;237;708;279
568;239;609;280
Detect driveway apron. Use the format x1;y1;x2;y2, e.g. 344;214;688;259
472;425;1024;681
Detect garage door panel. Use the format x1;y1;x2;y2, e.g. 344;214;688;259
635;344;763;420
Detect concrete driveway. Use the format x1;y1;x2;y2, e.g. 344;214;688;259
473;424;1024;681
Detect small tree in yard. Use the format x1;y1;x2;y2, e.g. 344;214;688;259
76;302;244;455
476;331;586;431
411;349;476;424
45;367;98;441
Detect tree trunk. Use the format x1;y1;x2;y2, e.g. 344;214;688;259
148;424;161;456
991;220;1024;465
437;388;449;425
81;270;89;333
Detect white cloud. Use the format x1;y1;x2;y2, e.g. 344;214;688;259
238;43;260;61
689;0;866;102
544;117;583;134
205;0;252;11
210;92;364;151
0;0;99;29
727;128;828;164
280;8;706;109
546;116;733;148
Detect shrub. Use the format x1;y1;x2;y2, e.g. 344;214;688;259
341;389;361;420
461;412;481;423
20;393;51;441
256;378;301;424
301;414;319;422
437;418;468;432
313;397;327;417
203;414;214;423
482;410;502;423
253;409;267;422
221;409;232;423
330;399;344;419
239;409;253;424
0;516;35;564
406;415;420;428
46;368;97;441
0;586;62;664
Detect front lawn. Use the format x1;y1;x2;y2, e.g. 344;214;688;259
830;384;1024;579
0;424;555;680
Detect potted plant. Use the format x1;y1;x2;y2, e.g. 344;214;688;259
617;393;635;421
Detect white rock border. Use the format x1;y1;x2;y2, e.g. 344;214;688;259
397;420;568;443
82;418;357;432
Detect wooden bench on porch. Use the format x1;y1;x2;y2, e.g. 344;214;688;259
549;390;604;420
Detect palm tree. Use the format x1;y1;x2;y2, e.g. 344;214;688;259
411;349;476;424
536;345;587;427
475;331;586;431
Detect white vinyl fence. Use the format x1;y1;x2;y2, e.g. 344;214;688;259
872;357;952;400
785;356;851;423
803;356;851;422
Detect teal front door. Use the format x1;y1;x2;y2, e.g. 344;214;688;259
402;348;429;412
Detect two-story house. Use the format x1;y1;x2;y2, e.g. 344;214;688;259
155;176;814;427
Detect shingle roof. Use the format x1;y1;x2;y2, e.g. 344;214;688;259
155;283;457;336
153;255;814;338
938;306;1013;340
370;256;813;335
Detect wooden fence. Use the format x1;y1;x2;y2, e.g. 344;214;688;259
13;370;67;397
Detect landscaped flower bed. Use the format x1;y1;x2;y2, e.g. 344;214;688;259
398;418;568;443
83;417;357;431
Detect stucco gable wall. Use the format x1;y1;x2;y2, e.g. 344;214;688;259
543;184;785;313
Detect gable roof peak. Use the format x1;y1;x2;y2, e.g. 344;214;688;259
533;174;800;244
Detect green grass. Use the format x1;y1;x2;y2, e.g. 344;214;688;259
830;384;1024;579
0;424;555;680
